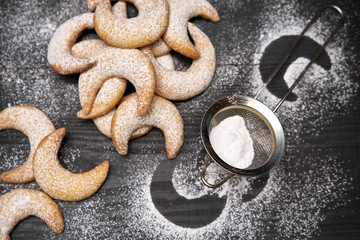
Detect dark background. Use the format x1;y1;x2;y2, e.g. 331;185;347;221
0;0;359;239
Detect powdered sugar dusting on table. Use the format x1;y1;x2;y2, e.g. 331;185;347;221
84;0;356;238
0;68;80;121
0;0;359;239
55;149;351;239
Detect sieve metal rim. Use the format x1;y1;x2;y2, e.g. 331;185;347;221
200;95;285;177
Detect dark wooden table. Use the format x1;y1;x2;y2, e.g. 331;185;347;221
1;0;359;239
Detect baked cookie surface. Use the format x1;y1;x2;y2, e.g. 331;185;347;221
0;105;55;183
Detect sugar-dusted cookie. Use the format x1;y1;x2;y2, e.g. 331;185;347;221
47;1;127;75
72;39;174;69
71;39;127;119
71;39;110;59
163;0;219;59
47;12;96;75
33;128;109;201
148;38;172;57
93;109;117;138
0;106;55;183
71;39;126;118
111;0;127;17
78;77;127;119
93;108;152;139
0;188;64;240
93;93;157;139
78;46;156;116
124;0;171;56
155;53;175;70
92;52;175;138
111;94;184;159
88;0;169;49
142;23;216;100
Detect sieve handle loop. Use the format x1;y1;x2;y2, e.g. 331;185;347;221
201;154;235;188
253;5;345;113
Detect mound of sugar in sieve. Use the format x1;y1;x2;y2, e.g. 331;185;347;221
209;115;254;169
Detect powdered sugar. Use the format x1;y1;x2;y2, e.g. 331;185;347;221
210;116;254;169
0;68;80;121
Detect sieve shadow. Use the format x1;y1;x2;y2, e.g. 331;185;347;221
150;157;271;228
150;158;227;228
259;35;331;102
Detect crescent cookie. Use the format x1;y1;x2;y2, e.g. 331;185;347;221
71;39;110;58
124;0;171;56
88;0;169;49
92;52;175;138
142;23;216;101
71;39;127;119
93;108;152;139
0;106;55;183
33;128;109;201
47;1;127;75
78;46;156;116
163;0;219;59
111;94;184;159
148;38;172;57
0;188;64;240
47;12;96;75
72;38;174;69
78;77;127;119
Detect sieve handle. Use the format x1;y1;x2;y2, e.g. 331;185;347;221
253;5;345;113
201;154;235;188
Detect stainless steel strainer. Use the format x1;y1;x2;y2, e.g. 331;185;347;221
200;5;344;188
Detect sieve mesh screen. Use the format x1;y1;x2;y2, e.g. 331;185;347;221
208;106;274;169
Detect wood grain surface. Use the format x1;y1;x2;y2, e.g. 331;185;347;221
0;0;359;239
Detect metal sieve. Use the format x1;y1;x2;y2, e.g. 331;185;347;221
200;5;344;188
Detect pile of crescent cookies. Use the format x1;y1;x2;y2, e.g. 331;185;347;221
0;0;219;238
